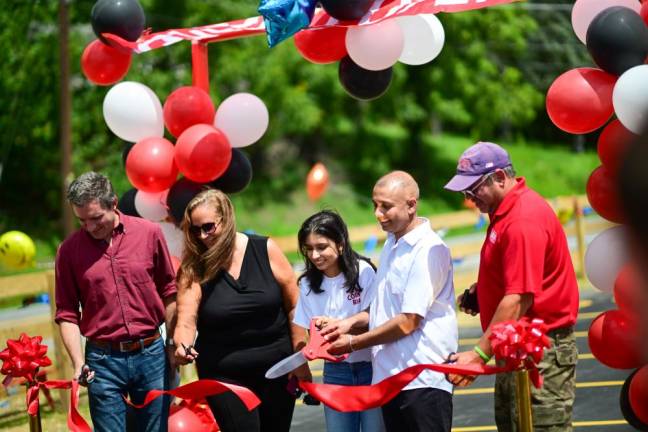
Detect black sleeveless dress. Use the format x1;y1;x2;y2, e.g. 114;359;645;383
195;234;295;432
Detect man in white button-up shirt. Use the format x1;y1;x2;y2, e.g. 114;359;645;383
323;171;458;432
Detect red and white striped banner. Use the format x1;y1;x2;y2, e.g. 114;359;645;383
104;0;520;53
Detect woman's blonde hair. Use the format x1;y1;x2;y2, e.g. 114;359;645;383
178;188;236;287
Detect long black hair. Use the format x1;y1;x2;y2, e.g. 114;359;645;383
297;210;375;295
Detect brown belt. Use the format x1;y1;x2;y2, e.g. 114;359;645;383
88;331;161;353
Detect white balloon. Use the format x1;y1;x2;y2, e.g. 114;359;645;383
214;93;269;148
103;81;164;142
158;221;184;258
135;190;169;222
571;0;641;44
346;20;404;71
613;64;648;134
585;226;629;292
397;14;445;66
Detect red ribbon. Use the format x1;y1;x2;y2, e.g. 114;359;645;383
128;379;260;412
299;318;551;411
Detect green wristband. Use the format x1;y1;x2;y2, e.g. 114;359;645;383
473;345;491;362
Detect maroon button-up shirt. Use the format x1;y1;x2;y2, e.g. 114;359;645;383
55;213;177;342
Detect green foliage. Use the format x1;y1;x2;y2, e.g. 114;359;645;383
0;0;597;247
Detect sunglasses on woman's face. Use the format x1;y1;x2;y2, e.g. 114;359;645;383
190;221;219;237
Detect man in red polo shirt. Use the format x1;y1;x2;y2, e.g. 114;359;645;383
444;142;579;431
55;172;177;431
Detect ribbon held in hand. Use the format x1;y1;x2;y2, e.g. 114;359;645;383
299;318;551;411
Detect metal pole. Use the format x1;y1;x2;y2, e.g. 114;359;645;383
59;0;74;237
191;42;210;94
515;370;534;432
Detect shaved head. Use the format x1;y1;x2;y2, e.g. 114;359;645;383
374;171;420;200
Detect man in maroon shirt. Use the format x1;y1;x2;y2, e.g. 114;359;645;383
443;142;579;431
55;172;177;431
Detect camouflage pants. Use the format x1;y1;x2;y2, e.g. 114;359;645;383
494;327;577;432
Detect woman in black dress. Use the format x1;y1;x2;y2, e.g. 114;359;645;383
173;188;311;432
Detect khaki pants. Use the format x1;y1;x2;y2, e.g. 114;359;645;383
494;327;577;432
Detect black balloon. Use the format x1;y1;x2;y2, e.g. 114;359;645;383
121;142;134;167
320;0;374;21
209;149;253;194
167;178;204;224
91;0;146;44
338;56;393;101
118;188;140;217
620;370;648;431
586;6;648;76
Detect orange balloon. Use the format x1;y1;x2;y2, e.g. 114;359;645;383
306;162;329;201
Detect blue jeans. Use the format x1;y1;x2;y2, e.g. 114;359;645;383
86;336;170;432
323;361;385;432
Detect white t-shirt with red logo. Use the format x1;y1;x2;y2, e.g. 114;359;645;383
294;259;376;363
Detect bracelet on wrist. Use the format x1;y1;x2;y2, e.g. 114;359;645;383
348;335;355;352
473;345;491;362
165;338;175;347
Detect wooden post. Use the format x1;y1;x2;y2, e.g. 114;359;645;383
573;196;587;278
48;271;73;412
515;370;534;432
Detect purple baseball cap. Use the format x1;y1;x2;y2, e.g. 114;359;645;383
444;142;512;192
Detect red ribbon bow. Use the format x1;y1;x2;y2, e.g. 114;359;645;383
489;318;551;387
0;333;52;383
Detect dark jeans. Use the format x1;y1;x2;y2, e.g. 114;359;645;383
201;374;295;432
382;387;453;432
86;336;170;432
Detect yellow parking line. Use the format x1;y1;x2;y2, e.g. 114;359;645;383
455;380;623;396
452;420;627;431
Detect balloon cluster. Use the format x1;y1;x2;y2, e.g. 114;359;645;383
293;1;445;100
82;0;264;259
544;0;648;425
0;231;36;270
0;334;52;384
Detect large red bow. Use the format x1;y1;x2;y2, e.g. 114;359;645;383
0;333;51;383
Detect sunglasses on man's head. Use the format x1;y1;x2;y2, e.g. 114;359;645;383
190;222;219;236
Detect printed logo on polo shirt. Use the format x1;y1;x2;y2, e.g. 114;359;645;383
489;230;497;243
347;291;361;305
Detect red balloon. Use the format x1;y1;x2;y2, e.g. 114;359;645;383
164;87;216;138
588;310;642;369
81;39;131;86
306;162;329;201
630;365;648;424
175;124;232;183
294;26;348;64
126;137;178;193
546;68;616;134
586;165;625;224
168;404;207;432
614;264;645;316
597;119;636;174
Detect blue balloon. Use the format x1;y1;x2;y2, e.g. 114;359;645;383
258;0;317;47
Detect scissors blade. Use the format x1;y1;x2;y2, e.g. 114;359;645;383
265;351;307;379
